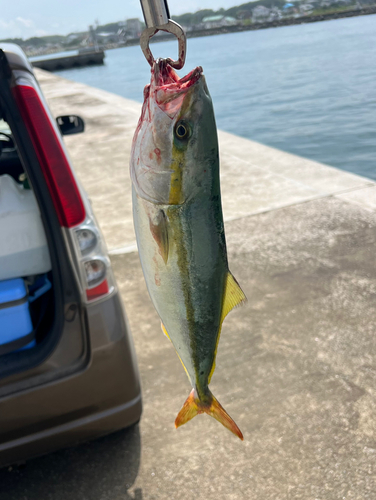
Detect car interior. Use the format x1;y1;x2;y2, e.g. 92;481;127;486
0;118;55;367
0;112;84;373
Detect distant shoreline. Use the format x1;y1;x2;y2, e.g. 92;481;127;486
30;6;375;59
122;6;376;47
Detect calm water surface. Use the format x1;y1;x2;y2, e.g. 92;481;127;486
56;15;376;180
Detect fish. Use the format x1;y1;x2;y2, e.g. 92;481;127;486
130;60;246;440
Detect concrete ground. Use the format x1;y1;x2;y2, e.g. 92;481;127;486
1;69;376;499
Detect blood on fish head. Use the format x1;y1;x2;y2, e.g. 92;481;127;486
130;61;219;206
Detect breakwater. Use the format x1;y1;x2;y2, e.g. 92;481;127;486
32;50;105;71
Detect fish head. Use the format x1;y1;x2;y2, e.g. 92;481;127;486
130;61;218;205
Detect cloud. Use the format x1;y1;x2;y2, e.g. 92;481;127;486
0;16;48;39
16;17;34;28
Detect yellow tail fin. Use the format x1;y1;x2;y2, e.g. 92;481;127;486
175;389;243;440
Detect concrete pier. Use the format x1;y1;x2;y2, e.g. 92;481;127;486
2;68;375;499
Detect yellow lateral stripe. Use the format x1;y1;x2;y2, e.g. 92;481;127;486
168;89;193;205
169;155;183;205
208;272;247;383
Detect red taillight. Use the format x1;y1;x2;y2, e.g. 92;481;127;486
86;279;109;300
13;84;85;228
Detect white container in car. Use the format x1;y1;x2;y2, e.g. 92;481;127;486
0;175;51;281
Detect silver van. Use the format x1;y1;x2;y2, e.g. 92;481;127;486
0;44;141;467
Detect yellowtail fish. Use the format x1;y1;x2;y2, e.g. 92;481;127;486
130;60;246;440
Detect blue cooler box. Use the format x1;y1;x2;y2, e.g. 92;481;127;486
0;278;35;354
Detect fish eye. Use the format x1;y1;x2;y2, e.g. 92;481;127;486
175;121;190;140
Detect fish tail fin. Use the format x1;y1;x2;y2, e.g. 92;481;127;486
174;389;199;427
175;389;243;441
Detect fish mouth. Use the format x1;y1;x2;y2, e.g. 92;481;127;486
153;60;203;88
152;61;203;107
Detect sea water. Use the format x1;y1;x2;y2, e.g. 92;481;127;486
55;14;376;180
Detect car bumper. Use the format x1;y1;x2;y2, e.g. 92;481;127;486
0;292;142;468
0;393;141;467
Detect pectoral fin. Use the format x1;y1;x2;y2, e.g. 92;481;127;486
209;272;247;383
149;209;169;264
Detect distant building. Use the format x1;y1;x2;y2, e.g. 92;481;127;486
65;32;87;47
268;6;283;20
126;18;142;39
252;5;271;21
201;15;239;29
66;33;80;42
282;2;297;14
96;32;119;44
237;10;252;20
300;3;314;12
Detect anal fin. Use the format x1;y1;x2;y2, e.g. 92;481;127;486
209;272;247;383
220;272;247;325
161;322;171;341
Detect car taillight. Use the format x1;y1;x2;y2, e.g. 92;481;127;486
72;218;115;302
13;84;85;228
13;78;114;302
76;228;97;255
86;280;109;301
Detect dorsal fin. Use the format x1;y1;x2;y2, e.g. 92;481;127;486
209;272;247;383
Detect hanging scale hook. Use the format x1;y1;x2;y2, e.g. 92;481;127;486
139;0;186;70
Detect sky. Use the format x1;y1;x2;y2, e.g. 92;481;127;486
0;0;246;39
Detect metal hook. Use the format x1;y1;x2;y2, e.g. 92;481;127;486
139;19;186;70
